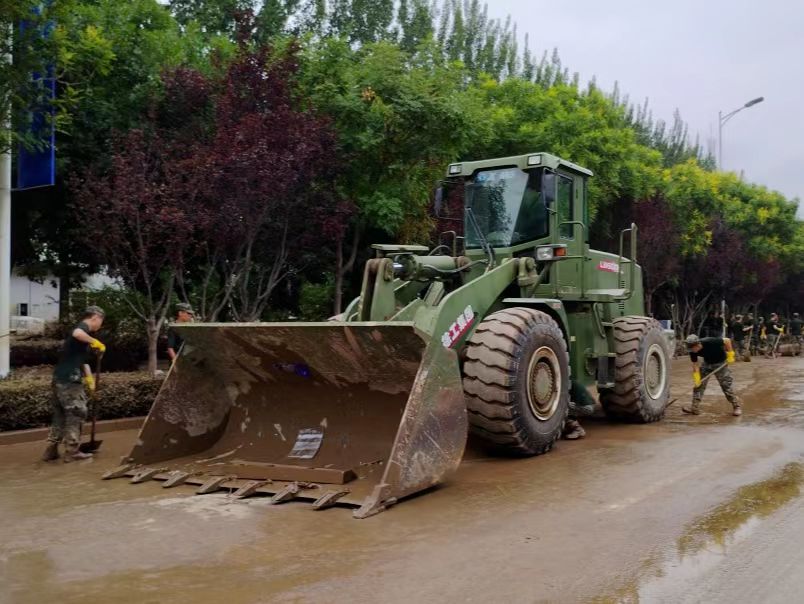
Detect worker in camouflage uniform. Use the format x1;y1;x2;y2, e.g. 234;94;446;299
729;314;746;359
682;334;742;417
167;302;195;367
766;312;784;358
741;313;755;358
791;313;803;356
42;306;106;462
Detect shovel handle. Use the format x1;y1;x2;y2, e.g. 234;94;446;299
698;362;728;387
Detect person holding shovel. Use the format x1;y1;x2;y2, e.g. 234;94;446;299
682;334;742;417
42;306;106;462
167;303;195;367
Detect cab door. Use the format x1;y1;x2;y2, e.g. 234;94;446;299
556;172;583;293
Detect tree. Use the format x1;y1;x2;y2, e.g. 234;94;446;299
185;43;338;321
75;128;195;374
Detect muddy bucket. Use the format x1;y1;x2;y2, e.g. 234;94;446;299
123;322;467;518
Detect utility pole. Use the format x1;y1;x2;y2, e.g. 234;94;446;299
0;24;11;378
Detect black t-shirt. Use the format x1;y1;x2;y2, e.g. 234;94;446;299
730;320;745;341
791;318;803;336
53;321;91;383
768;320;783;335
167;327;184;353
689;337;727;365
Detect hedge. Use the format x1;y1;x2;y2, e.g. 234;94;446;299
0;371;164;432
10;334;161;372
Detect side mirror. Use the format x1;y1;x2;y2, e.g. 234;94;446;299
434;186;444;216
542;171;556;208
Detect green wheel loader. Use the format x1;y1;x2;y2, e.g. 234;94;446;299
108;152;671;518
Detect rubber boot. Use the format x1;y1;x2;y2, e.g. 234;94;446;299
63;446;93;463
681;405;701;415
732;406;743;417
563;419;586;440
42;442;60;462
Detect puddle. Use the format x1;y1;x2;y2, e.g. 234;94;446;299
595;462;804;603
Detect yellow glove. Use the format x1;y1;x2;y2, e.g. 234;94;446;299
83;374;96;393
693;370;702;388
726;350;736;364
89;339;106;354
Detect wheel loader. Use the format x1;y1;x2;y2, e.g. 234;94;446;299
105;152;671;518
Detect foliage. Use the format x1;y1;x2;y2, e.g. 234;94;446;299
7;0;801;336
0;369;163;431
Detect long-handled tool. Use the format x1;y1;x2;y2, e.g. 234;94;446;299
79;353;104;454
696;361;729;389
768;331;783;358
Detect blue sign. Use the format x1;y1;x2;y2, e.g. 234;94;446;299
16;9;55;190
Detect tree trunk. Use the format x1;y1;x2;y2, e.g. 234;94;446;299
334;236;344;315
146;317;159;376
333;228;361;316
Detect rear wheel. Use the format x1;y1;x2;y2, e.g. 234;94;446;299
599;316;670;423
462;308;570;456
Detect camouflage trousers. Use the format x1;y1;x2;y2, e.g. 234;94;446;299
47;380;88;450
691;363;741;411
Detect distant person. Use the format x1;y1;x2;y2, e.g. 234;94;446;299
682;334;742;417
167;303;195;366
791;313;803;356
730;314;746;359
42;306;106;462
741;314;756;359
701;310;719;338
766;313;784;358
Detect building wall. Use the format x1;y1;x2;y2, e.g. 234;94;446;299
9;271;60;321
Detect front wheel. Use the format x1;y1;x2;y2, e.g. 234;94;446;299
462;308;570;456
599;316;671;423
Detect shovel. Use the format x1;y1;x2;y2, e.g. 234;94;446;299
696;361;728;388
79;353;104;454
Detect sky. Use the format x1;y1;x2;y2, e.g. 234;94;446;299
490;0;804;217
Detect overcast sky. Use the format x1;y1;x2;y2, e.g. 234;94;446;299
490;0;803;217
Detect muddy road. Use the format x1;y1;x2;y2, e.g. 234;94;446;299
1;356;803;604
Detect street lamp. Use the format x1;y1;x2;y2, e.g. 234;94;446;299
718;96;764;170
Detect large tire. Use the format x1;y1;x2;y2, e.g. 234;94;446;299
462;308;570;456
599;316;670;423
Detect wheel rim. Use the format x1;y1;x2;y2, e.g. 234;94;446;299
645;343;668;400
526;346;561;421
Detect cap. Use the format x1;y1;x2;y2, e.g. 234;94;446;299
84;305;105;318
685;334;701;347
176;303;195;315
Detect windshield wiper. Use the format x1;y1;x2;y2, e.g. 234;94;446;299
465;184;496;269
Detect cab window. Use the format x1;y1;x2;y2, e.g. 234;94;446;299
557;175;574;239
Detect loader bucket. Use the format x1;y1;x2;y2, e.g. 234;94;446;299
124;322;467;518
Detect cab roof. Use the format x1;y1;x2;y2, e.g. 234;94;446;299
446;152;593;178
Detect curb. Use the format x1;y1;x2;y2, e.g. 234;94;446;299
0;416;145;446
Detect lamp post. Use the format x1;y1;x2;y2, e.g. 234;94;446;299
718;96;764;170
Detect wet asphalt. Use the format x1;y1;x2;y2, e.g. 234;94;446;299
0;355;803;604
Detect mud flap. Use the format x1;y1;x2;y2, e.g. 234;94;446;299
124;322;467;516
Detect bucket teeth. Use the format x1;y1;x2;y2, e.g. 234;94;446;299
130;467;165;484
196;475;232;495
162;471;193;488
102;463;139;480
269;482;301;504
312;489;350;510
232;480;271;499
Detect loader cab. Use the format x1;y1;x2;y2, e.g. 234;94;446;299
442;153;592;257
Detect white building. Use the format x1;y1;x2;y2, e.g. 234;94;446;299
10;269;60;321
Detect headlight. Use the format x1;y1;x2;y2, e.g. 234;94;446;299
527;154;542;166
536;247;554;261
448;164;462;175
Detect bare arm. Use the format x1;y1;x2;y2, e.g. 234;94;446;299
82;364;93;378
167;348;177;362
724;338;733;353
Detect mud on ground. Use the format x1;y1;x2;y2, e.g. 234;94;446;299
1;356;803;603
